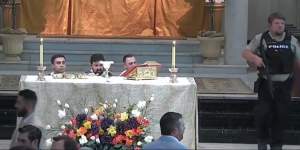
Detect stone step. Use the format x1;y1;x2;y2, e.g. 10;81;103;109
21;49;202;64
23;37;201;53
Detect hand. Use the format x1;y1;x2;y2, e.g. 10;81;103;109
253;56;265;68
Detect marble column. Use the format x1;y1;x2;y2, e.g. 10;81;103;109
224;0;248;65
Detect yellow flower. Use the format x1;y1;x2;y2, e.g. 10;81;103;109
120;112;128;121
99;129;105;135
95;107;105;115
83;121;92;129
125;130;134;138
107;125;117;136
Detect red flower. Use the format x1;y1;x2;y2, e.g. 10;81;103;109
70;117;77;126
132;128;143;136
125;137;133;147
112;135;126;145
137;117;150;127
134;147;141;150
68;130;77;139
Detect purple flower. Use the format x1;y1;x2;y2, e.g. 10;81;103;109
117;122;130;133
76;114;87;127
128;118;139;129
101;118;114;129
100;135;113;144
91;124;99;135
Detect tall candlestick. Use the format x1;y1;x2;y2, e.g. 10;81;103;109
171;40;176;68
40;38;44;66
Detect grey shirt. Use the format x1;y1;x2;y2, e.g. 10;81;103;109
247;32;300;81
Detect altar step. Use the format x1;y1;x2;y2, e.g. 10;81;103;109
0;36;202;74
198;94;300;145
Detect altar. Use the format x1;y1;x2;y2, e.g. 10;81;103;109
19;75;197;148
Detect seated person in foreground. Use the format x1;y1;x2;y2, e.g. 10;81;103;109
86;54;112;76
143;112;188;149
51;135;79;150
14;125;42;150
50;54;66;75
120;54;137;76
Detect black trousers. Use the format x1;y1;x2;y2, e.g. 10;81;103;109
254;78;293;147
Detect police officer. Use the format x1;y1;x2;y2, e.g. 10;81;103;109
242;12;300;150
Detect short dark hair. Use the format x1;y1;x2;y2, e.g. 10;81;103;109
53;135;78;150
18;125;42;147
90;54;105;64
268;12;286;24
51;54;66;64
10;145;35;150
122;54;135;63
160;112;183;135
18;89;37;106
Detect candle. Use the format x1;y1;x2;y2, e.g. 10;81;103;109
40;38;44;67
171;40;176;68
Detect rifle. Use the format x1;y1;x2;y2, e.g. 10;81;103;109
258;31;274;99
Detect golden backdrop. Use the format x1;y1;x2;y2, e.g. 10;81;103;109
16;0;223;37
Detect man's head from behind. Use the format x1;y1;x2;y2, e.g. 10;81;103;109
17;125;42;150
51;54;66;74
51;135;79;150
268;12;286;36
123;54;137;70
90;54;105;75
15;89;37;117
160;112;185;141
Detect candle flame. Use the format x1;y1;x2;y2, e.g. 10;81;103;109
172;40;176;45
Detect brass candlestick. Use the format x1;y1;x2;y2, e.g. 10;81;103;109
169;67;178;83
37;66;46;81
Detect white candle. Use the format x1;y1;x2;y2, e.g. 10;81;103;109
171;40;176;68
40;38;44;66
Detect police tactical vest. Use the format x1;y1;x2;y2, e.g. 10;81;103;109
261;31;295;74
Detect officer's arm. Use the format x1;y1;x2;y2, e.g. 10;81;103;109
242;49;265;68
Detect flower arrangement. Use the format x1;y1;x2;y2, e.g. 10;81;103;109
46;96;155;150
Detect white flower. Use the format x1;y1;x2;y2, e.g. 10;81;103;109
90;114;98;120
137;141;143;146
58;109;66;119
57;132;63;136
114;99;118;103
131;109;141;117
56;100;62;105
137;101;146;109
45;138;52;147
64;103;70;109
90;136;95;140
61;125;66;130
96;138;101;143
79;135;88;145
113;103;117;108
45;125;51;130
150;95;154;101
144;136;153;143
84;108;89;114
105;100;108;103
103;104;108;109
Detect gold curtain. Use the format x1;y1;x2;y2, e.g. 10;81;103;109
19;0;210;37
20;0;69;34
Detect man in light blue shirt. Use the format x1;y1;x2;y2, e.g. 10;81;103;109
143;112;188;149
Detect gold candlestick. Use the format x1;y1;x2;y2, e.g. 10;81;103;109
37;65;46;81
169;67;178;83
